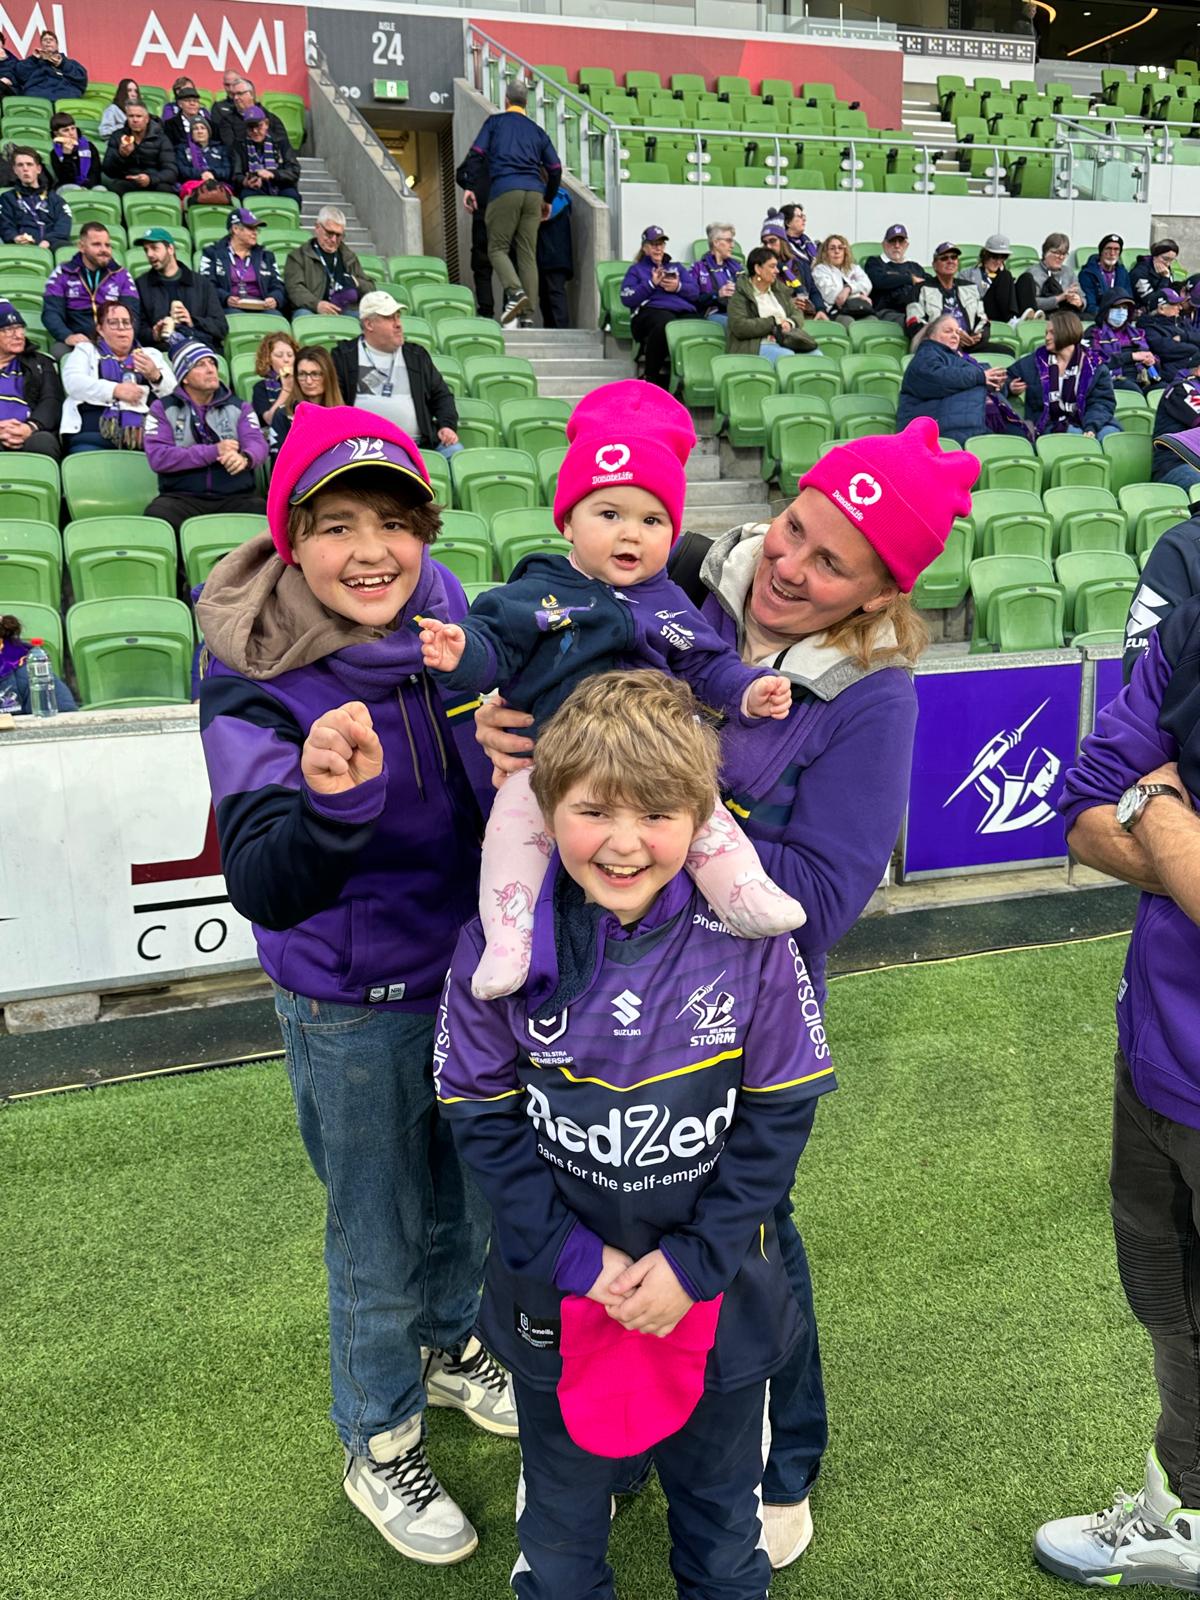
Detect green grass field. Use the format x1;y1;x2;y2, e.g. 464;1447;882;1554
2;936;1159;1600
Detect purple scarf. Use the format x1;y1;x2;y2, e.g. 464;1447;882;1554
1033;344;1099;433
184;135;211;174
247;134;278;174
964;352;1029;437
790;231;818;263
97;339;147;448
0;355;29;424
53;136;91;183
1087;321;1149;372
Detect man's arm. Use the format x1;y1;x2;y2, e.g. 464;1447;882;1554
1137;764;1200;919
1066;806;1167;894
236;404;268;467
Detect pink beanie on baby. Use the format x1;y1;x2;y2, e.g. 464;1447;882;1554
552;379;697;540
796;417;979;592
556;1292;723;1458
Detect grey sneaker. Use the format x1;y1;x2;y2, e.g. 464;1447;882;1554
1034;1448;1200;1588
501;290;530;326
424;1336;519;1436
342;1417;478;1565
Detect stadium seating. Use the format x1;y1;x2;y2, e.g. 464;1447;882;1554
1055;550;1138;634
491;508;571;579
433;511;493;584
66;597;193;708
64;518;176;600
452;399;502;451
968;555;1055;652
970;490;1053;562
62;453;158;522
911;518;973;610
1043;487;1127;555
0;520;61;607
452;449;540;522
181;516;268;589
1118;483;1190;558
0;456;60;524
760;396;834;487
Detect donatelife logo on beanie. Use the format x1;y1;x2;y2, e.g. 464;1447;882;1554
592;441;634;488
832;469;884;523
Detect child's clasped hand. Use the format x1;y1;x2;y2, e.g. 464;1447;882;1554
742;673;792;721
302;701;384;793
596;1247;695;1339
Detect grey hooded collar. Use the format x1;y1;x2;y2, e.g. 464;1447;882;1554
699;525;905;702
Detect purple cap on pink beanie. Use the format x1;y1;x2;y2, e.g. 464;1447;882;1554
552;380;697;539
796;417;979;592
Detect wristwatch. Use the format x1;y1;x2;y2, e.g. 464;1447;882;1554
1116;782;1185;831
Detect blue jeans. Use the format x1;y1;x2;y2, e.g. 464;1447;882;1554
765;1189;828;1503
273;989;491;1454
758;341;788;364
1157;460;1200;492
436;440;465;460
1067;423;1121;440
0;665;78;714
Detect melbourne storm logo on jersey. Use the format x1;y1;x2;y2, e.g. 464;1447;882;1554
677;971;738;1047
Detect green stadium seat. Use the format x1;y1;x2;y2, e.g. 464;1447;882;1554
225;311;291;361
968;554;1054;652
665;319;725;407
912;518;973;610
829;394;896;440
1112;389;1154;434
804;322;852;357
847;320;906;355
1102;431;1154;493
710;355;777;447
66;596;193;707
0;600;63;674
937;74;967;115
463;356;537;410
931;174;970;196
1070;628;1123;646
435;317;506;361
802;82;835;102
0;453;59;524
247;195;301;232
1118;483;1190;559
61;451;158;521
989;583;1065;651
4;288;48;327
965;434;1041;493
181;515;265;588
498;398;570;458
760;395;834;489
775;351;843;403
0;520;60;607
761;78;795;103
0;245;53;287
970;489;1053;561
260;93;305;148
451;448;539;523
1055;550;1139;633
435;354;465;397
395;316;434;355
64;517;176;600
788;165;829;193
537;445;568;508
387;255;450;288
490;510;570;579
420;451;453;508
626;70;662;93
717;75;751;99
578;68;617;96
432;511;493;585
840;353;902;404
597;261;631;341
1036;433;1111;490
1043;486;1127;555
49;98;97;135
187;209;232;250
122;194;182;236
406;283;477;330
451;398;501;452
290;314;353;352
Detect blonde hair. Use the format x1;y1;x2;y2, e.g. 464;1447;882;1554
531;670;720;829
824;591;929;671
817;233;856;270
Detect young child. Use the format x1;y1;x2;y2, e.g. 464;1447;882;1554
436;668;836;1600
196;403;516;1568
420;379;805;999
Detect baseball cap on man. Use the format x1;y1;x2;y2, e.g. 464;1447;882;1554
0;299;27;328
641;225;668;244
359;290;405;319
133;226;176;246
933;241;961;258
242;105;268;123
229;206;260;230
884;224;907;242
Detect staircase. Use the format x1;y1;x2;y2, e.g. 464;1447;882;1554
298;155;375;254
901;88;992;194
503;328;773;533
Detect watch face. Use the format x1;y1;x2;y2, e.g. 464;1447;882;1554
1116;786;1142;828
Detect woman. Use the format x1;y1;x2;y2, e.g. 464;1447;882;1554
475;417;981;1576
693;220;740;326
1138;285;1200;383
963;235;1021;325
160;76;198;131
895;313;1017;446
1131;238;1179;309
620;224;700;389
1007;309;1119;438
778;201;818;262
176;115;238;205
60;299;174;453
1015;232;1086;318
48;111;99;189
761;220;826;320
0;614;77;715
726;245;818;362
250;330;298;456
907;241;1015;354
1086;289;1159;390
811;234;872;322
294;346;340;408
1150;366;1200;491
99;79;142;139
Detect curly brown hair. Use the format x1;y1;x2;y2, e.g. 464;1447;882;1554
254;331;299;378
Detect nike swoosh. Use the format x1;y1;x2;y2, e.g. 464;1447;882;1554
365;1475;390;1512
436;1379;472;1404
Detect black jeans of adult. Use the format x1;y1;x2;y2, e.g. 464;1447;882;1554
102;176;178;195
1111;1049;1200;1504
145;490;267;539
539;271;570;330
470;210;495;320
632;305;696;388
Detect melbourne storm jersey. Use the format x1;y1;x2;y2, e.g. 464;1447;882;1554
436;868;836;1390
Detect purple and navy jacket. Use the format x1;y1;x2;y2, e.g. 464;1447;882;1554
1060;594;1200;1128
42;254;139;343
693;250;740;316
436;866;836;1390
620;254;701;316
198;555;494;1010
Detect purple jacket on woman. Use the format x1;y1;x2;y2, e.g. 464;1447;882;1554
620;254;701;316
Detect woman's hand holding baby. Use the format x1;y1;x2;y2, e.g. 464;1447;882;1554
302;702;383;793
418;616;467;672
742;674;792;721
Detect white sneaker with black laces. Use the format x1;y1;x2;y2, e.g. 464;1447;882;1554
501;290;530;326
424;1336;520;1436
1034;1448;1200;1589
342;1417;478;1565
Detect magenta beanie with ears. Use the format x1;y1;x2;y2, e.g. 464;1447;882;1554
797;417;979;592
552;379;697;539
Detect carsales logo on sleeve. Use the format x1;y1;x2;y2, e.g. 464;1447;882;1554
789;938;829;1059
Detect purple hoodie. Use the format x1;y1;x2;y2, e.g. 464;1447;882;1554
1059;594;1200;1127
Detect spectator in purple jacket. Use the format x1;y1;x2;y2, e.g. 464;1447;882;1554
42;222;140;355
476;418;981;1573
692;220;740;326
1039;595;1200;1590
143;339;267;534
620;225;701;388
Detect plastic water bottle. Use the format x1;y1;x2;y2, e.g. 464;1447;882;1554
26;639;57;718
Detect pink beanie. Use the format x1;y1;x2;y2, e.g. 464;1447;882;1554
266;403;432;565
556;1292;723;1457
552;379;697;539
796;417;979;592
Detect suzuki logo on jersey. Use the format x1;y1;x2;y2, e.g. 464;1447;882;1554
611;989;642;1033
526;1082;736;1168
676;971;738;1046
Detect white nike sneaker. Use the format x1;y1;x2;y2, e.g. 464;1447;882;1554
424;1336;520;1436
1034;1448;1200;1589
762;1497;814;1569
342;1416;478;1565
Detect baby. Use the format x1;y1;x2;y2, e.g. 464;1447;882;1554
420;380;806;998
